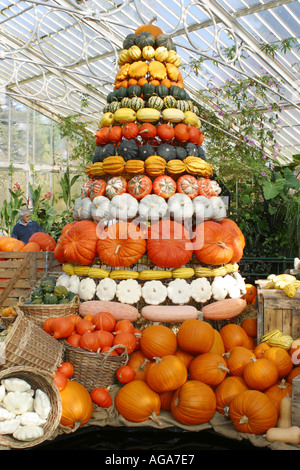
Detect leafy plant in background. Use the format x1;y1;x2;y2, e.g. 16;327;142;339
58;166;81;209
0;182;26;234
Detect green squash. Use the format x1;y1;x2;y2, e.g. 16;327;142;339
127;85;142;98
41;279;56;294
123;33;136;49
130;97;145;111
117;139;139;161
148;96;164;110
142;83;156;101
68;291;77;301
155;84;169;99
54;285;69;300
169;85;187;100
30;288;44;302
155;33;176;51
31;298;43;305
135;32;155;49
163;95;177;109
43;293;58;305
58;298;70;304
156;143;176;161
109;101;121;113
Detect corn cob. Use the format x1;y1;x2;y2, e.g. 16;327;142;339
172;267;195;279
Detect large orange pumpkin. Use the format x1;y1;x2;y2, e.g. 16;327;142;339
177;318;214;355
59;380;93;429
135;21;163;39
264;379;293;414
28;232;56;251
145;355;187;393
97;222;146;267
219;323;249;351
21;241;41;252
62;220;99;265
224;346;255;377
243;357;279;391
140;324;177;360
229;389;278;434
193;221;235;265
189;352;230;387
219;218;245;262
0;236;25;252
215;376;249;416
170;380;216;426
146;220;193;269
114;380;161;423
262;346;293;378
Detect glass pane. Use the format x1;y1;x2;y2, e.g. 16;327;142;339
10;100;28;164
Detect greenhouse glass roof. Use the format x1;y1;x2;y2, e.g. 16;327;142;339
0;0;299;163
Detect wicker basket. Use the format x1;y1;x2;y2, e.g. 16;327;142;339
0;309;64;373
18;294;80;328
63;342;128;392
0;366;62;449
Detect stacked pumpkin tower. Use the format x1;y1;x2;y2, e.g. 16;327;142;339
61;24;247;316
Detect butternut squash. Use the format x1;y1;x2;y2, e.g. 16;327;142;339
141;305;198;323
277;396;292;429
266;426;300;445
201;298;247;320
79;300;139;322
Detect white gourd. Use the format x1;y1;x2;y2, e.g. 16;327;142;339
193;196;214;222
138;194;168;220
109;193;139;220
73;197;92;220
211;276;228;301
190;278;212;303
210;196;227;221
34;389;51;421
20;411;46;426
13;424;44;441
116;279;141;304
78;278;96;301
0;417;20;435
168;193;194;220
91;196;111;222
0;406;15;421
3;391;34;415
0;385;5;402
141;281;168;305
167;278;191;304
2;378;31;393
96;278;117;301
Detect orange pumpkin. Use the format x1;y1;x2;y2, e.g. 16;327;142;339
114;380;161;423
28;232;56;251
219;218;245;262
224;346;255;377
229;390;278;434
215;376;249;416
21;242;41;252
243;357;279;391
170;380;216;426
135;21;163;39
62;220;99;266
219;323;249;351
287;366;300;384
241;317;257;338
97;222;146;267
193;221;235;265
208;329;225;356
177;318;214;356
127;350;151;381
145;355;187;393
262;346;293;378
264;379;293;414
189;352;230;387
242;284;257;304
254;342;271;359
60;380;93;429
146;220;193;269
140;324;177;360
0;236;25;252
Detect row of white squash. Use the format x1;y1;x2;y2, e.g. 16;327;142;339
73;192;227;224
56;272;246;305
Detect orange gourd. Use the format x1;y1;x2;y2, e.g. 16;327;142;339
79;331;101;352
90;388;112;408
264;379;293;414
177;318;214;356
75;318;94;336
262;346;294;378
28;232;56;251
115;380;161;423
224;346;255;377
93;312;116;332
193;221;235;265
60;380;93;430
135;21;163;39
229;390;278;434
116;365;136;384
114;319;135;334
0;237;25;252
219;218;245;262
62;220;99;266
21;242;41;252
145;355;187;393
254;342;270;358
242;284;257;305
220;323;249;351
189;352;230;387
170;380;216;426
54;371;68;391
209;329;225;356
66;333;82;348
215;376;249;417
241;317;257;338
94;329;114;349
113;331;136;355
243;357;279;391
127;350;151;381
140;324;177;360
51;316;75;339
56;361;74;379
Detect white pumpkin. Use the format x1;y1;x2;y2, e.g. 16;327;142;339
167;278;191;304
73;197;92;220
167;193;194;220
193;195;213;222
138;194;168;221
91;195;111;222
210;196;227;221
109;193;139;220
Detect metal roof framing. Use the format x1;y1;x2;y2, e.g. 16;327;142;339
0;0;299;162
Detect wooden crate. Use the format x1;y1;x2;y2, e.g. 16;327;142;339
292;375;300;427
255;280;300;341
0;251;61;309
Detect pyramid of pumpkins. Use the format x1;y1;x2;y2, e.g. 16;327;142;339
57;23;246;298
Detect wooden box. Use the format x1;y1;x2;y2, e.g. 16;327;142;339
292;375;300;427
0;251;61;309
255;280;300;341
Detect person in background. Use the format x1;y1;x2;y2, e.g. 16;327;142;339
11;208;45;244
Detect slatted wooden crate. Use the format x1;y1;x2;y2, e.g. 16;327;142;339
255;279;300;341
0;251;61;309
292;375;300;427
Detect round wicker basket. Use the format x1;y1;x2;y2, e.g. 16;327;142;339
18;295;80;328
0;366;62;449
